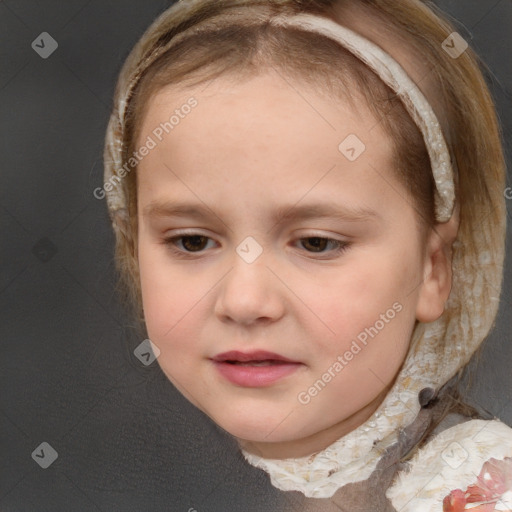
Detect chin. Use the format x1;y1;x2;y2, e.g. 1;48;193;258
211;407;321;448
221;416;282;442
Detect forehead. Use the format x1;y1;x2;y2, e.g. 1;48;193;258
135;71;400;218
133;70;426;236
138;70;392;169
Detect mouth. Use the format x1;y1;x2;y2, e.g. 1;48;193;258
210;350;303;387
222;360;291;366
211;350;301;364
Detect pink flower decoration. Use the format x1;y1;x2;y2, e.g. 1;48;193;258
443;456;512;511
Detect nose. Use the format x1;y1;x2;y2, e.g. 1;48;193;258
214;244;286;327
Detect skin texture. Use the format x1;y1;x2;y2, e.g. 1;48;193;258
135;71;456;459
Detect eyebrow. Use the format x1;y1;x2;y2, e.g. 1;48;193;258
142;200;381;225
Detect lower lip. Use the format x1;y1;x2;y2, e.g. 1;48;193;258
212;361;302;387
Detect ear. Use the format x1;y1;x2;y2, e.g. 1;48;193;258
415;205;460;323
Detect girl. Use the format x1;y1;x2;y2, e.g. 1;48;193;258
102;0;512;510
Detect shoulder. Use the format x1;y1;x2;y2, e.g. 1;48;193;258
386;419;512;512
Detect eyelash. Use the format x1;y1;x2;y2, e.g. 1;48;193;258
160;232;351;259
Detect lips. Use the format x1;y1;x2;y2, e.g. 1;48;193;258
211;350;300;364
210;350;303;387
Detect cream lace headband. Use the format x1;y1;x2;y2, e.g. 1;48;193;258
103;12;456;222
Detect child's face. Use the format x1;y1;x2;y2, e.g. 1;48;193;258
136;72;433;459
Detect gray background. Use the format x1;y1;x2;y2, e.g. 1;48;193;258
1;1;511;511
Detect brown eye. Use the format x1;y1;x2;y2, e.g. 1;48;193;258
300;237;329;252
179;235;209;252
163;234;214;254
296;236;350;258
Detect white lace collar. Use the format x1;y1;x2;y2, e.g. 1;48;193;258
239;310;484;498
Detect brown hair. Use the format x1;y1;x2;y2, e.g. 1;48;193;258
110;0;505;368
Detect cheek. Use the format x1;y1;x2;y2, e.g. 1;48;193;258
302;248;421;362
138;239;198;340
137;238;223;364
307;253;413;321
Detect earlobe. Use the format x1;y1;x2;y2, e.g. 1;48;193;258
415;207;459;323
